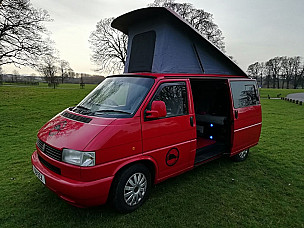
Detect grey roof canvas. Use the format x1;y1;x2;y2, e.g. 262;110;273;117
112;7;247;77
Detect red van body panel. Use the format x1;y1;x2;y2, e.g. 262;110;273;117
141;79;197;180
37;114;115;151
32;151;113;207
228;79;262;156
31;73;262;207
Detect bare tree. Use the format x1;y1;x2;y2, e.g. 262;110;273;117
247;62;265;87
247;56;304;89
37;54;58;88
291;56;304;89
89;18;128;74
89;0;226;73
67;70;75;78
59;59;73;83
265;57;282;88
0;66;3;84
281;56;294;89
0;0;52;67
149;0;225;51
247;62;262;80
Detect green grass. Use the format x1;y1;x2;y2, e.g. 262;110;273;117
259;88;304;98
0;86;303;227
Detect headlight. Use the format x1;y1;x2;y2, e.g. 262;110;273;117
62;149;95;167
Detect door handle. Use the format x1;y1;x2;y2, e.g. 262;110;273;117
190;116;194;127
234;110;238;119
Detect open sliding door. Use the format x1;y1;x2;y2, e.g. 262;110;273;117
228;79;262;156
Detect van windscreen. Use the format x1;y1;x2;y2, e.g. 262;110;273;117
76;77;154;118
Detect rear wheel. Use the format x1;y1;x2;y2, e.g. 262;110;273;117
232;149;249;162
111;164;151;213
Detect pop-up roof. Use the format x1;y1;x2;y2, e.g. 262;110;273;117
112;7;247;77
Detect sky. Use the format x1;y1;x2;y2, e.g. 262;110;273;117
3;0;304;76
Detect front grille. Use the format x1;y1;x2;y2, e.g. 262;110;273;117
38;154;61;175
61;111;92;123
36;138;62;161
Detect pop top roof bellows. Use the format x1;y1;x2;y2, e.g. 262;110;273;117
111;7;247;77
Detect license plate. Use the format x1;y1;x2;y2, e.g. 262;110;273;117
33;165;45;184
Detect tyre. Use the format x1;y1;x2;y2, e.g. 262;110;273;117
232;149;249;162
111;164;151;213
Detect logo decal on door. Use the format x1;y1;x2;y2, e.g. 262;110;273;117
166;148;179;166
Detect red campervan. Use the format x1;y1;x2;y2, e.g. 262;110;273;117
32;7;262;213
31;73;262;213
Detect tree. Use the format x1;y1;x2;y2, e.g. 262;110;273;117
291;56;304;89
89;0;226;73
247;62;264;87
0;0;52;67
89;18;127;74
67;70;75;78
264;57;282;89
281;56;294;89
149;0;225;51
247;56;304;89
59;59;73;83
37;54;58;88
11;69;19;82
0;66;3;84
247;62;264;80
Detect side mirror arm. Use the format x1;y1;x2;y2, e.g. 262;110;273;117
145;110;159;119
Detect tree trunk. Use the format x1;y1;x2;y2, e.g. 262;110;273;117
293;76;298;89
277;77;280;89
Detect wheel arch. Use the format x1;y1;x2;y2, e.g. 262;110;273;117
107;156;158;203
113;156;158;183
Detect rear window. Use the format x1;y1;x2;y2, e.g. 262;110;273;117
230;81;259;108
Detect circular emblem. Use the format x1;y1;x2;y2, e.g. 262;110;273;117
49;120;67;136
166;148;179;166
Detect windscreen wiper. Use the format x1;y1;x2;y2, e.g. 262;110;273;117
75;105;90;111
94;109;132;115
73;105;93;114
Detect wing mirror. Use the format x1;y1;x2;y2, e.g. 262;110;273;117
145;101;167;119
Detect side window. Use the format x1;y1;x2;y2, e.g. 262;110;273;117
230;81;259;108
149;82;188;117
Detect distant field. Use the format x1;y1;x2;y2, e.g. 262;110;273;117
2;82;97;89
0;85;303;227
259;88;304;98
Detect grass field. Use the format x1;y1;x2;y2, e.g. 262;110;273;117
259;88;304;98
0;85;303;227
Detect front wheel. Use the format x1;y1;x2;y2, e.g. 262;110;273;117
111;164;151;213
232;149;249;162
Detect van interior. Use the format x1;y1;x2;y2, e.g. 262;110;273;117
190;79;232;164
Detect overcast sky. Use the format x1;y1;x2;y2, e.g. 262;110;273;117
4;0;304;75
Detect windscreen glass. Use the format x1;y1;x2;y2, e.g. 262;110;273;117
74;77;154;117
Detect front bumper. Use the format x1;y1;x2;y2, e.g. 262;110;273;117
31;150;114;207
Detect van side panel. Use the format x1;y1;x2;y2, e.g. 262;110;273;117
141;79;196;180
231;105;262;154
228;79;262;155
